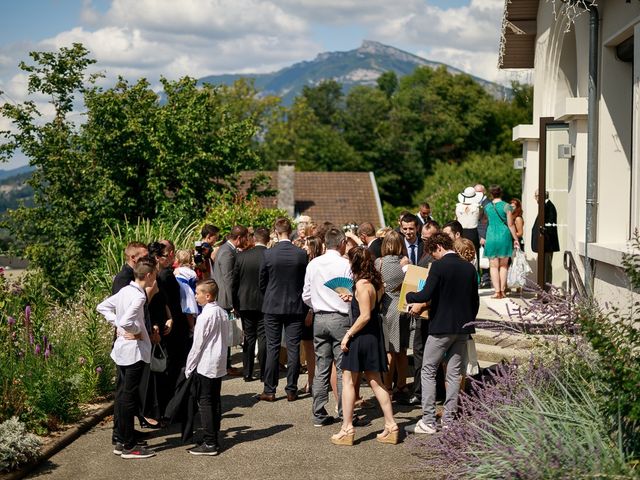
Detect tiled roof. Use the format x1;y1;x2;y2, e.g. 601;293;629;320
240;171;385;228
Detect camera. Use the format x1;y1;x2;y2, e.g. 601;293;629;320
193;241;212;266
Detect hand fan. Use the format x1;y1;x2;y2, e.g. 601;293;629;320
323;277;353;295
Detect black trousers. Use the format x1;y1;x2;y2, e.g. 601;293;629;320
240;310;266;380
263;313;304;395
196;374;222;445
115;360;146;448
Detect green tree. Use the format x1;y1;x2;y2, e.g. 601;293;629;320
415;152;522;225
376;70;398;99
301;79;343;127
0;45;267;294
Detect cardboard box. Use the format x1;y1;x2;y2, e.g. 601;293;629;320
397;264;430;319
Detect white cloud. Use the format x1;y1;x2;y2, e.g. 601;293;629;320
103;0;307;39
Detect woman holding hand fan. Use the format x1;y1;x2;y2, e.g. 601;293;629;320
331;246;399;446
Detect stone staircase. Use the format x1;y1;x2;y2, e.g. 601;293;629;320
473;291;543;368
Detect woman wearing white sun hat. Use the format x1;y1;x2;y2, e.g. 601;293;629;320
455;186;483;266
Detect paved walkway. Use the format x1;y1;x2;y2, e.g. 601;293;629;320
27;354;424;480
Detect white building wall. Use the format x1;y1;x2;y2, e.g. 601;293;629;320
513;0;640;308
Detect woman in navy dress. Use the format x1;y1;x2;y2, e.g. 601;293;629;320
331;247;399;446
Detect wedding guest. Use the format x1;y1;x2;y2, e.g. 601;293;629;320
258;218;308;402
184;280;229;456
302;229;351;426
174;249;198;332
455;186;483;263
233;227;268;383
405;233;478;435
98;256;158;459
415;202;434;227
300;235;324;395
510;198;525;251
357;222;382;260
331;247;398;446
531;190;560;287
213;225;248;376
375;231;410;398
484;185;520;299
400;214;422;266
442;220;463;242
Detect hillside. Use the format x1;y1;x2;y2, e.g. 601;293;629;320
199;40;510;104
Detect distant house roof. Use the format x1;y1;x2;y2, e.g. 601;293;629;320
240;171;385;228
499;0;539;69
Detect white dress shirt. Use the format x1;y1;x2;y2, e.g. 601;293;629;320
97;281;151;366
185;302;229;379
302;250;352;314
404;238;420;265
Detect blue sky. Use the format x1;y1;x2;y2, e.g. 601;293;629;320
1;0;513;169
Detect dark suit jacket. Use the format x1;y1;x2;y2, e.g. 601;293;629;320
212;241;237;310
259;241;308;315
531;199;560;253
406;252;478;335
158;267;187;337
368;238;382;260
233;245;266;312
112;264;134;294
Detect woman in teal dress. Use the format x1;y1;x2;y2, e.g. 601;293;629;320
484;185;520;298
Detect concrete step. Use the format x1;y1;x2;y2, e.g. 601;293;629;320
475;342;532;365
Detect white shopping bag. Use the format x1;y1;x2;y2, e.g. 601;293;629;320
507;249;532;288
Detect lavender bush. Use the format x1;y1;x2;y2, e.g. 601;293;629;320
408;235;640;477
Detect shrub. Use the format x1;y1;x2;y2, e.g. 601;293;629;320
0;417;42;472
0;272;114;434
203;193;290;236
410;359;634;479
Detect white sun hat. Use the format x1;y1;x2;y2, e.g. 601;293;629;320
457;186;484;204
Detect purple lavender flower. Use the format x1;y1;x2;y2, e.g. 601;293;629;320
7;316;16;327
35;344;41;355
44;345;51;359
79;356;87;365
29;333;34;345
24;305;31;326
42;335;48;347
95;366;103;374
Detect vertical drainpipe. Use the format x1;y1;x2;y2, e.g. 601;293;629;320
584;3;599;294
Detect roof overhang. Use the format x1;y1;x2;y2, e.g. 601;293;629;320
499;0;539;69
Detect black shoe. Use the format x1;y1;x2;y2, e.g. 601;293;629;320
313;416;335;427
120;444;156;459
188;443;220;456
139;418;162;429
243;375;256;382
113;440;147;455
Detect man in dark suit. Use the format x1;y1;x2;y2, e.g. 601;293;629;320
258;218;308;402
400;213;424;266
404;232;479;434
112;242;148;294
357;222;382;259
212;225;248;376
531;190;560;287
233;227;269;382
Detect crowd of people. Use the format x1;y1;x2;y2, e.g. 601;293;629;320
97;183;556;459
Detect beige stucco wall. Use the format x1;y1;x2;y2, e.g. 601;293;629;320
513;0;640;307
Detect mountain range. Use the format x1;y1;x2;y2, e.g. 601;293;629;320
199;40;510;105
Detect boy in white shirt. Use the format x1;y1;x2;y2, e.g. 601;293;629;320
97;256;158;459
185;279;229;455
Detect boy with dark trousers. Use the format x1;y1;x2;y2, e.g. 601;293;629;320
98;256;158;459
184;279;229;455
